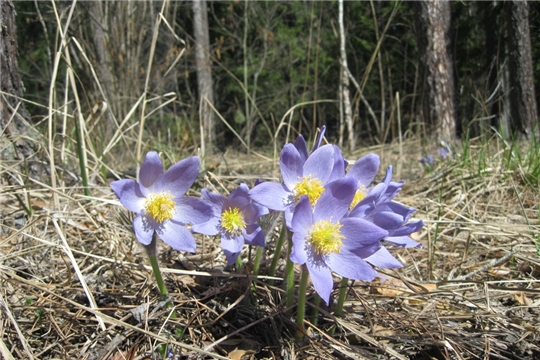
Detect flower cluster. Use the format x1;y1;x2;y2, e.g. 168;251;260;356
250;126;423;303
111;126;423;305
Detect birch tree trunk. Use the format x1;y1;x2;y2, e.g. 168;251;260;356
192;0;216;155
338;0;354;151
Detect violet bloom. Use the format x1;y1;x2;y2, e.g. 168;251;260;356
110;151;213;253
249;143;339;228
344;153;381;209
192;183;269;264
349;165;422;248
290;178;389;304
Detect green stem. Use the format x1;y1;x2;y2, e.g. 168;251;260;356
268;223;287;285
296;266;309;340
284;234;295;312
148;253;168;298
334;277;349;317
252;246;264;277
310;293;321;326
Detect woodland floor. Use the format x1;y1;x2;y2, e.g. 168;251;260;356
1;137;539;360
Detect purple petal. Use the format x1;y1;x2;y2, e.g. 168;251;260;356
221;234;244;254
340;217;388;250
132;214;155;245
303;144;335;183
369;211;406;230
280;144;303;189
191;216;220;236
384;235;421;248
364;246;404;268
293;135;309;163
389;220;424;237
244;224;265;247
327;145;347;182
223;250;240;265
202;189;226;208
158;220;197;252
159;156;200;198
306;258;334;305
110;178;146;213
314;177;357;222
347;154;380;186
290;197;312;264
173;197;214;225
243;202;269;224
327;249;379;280
313;126;326;151
249;182;291;211
139;152;163;196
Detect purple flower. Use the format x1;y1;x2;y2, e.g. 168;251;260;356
290;178;389;304
420;154;434;166
349;165;422;248
344;153;380;209
249;143;339;228
110;151;213;253
192;183;269;264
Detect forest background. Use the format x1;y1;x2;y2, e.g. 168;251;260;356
1;1;540;359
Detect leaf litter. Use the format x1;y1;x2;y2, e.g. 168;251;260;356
1;137;539;360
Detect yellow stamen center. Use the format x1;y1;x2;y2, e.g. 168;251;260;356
221;207;246;235
144;192;176;223
294;175;325;206
310;220;344;255
350;185;368;210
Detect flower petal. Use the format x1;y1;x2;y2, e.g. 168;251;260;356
303;144;335;183
244;224;265;247
314;177;356;222
364;246;404;268
340;217;388;250
280;144;303;189
132;214;155;246
173;197;214;225
306;258;334;305
293;135;309;163
347;154;380;186
249;182;291;211
110;178;146;213
384;235;421;248
327;249;379;280
158;220;197;252
221;234;244;254
139;152;163;196
223;249;241;265
160;156;200;198
191;216;220;236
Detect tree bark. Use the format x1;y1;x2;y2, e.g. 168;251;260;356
416;0;457;145
0;0;44;180
192;0;216;154
506;0;538;139
338;0;354;152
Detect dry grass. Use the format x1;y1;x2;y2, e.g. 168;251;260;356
1;133;539;360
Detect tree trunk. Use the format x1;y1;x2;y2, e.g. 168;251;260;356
192;0;216;155
0;0;44;180
505;0;538;139
416;0;457;146
338;0;354;152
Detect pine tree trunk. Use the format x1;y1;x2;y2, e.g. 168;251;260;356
192;0;216;155
0;0;44;180
416;0;457;145
506;0;538;139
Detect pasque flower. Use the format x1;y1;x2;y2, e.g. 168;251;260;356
110;151;213;253
289;177;390;304
348;165;423;248
192;183;268;264
249;142;341;228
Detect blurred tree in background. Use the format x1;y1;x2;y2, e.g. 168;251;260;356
9;0;540;162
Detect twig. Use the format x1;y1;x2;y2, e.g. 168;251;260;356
453;250;518;281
